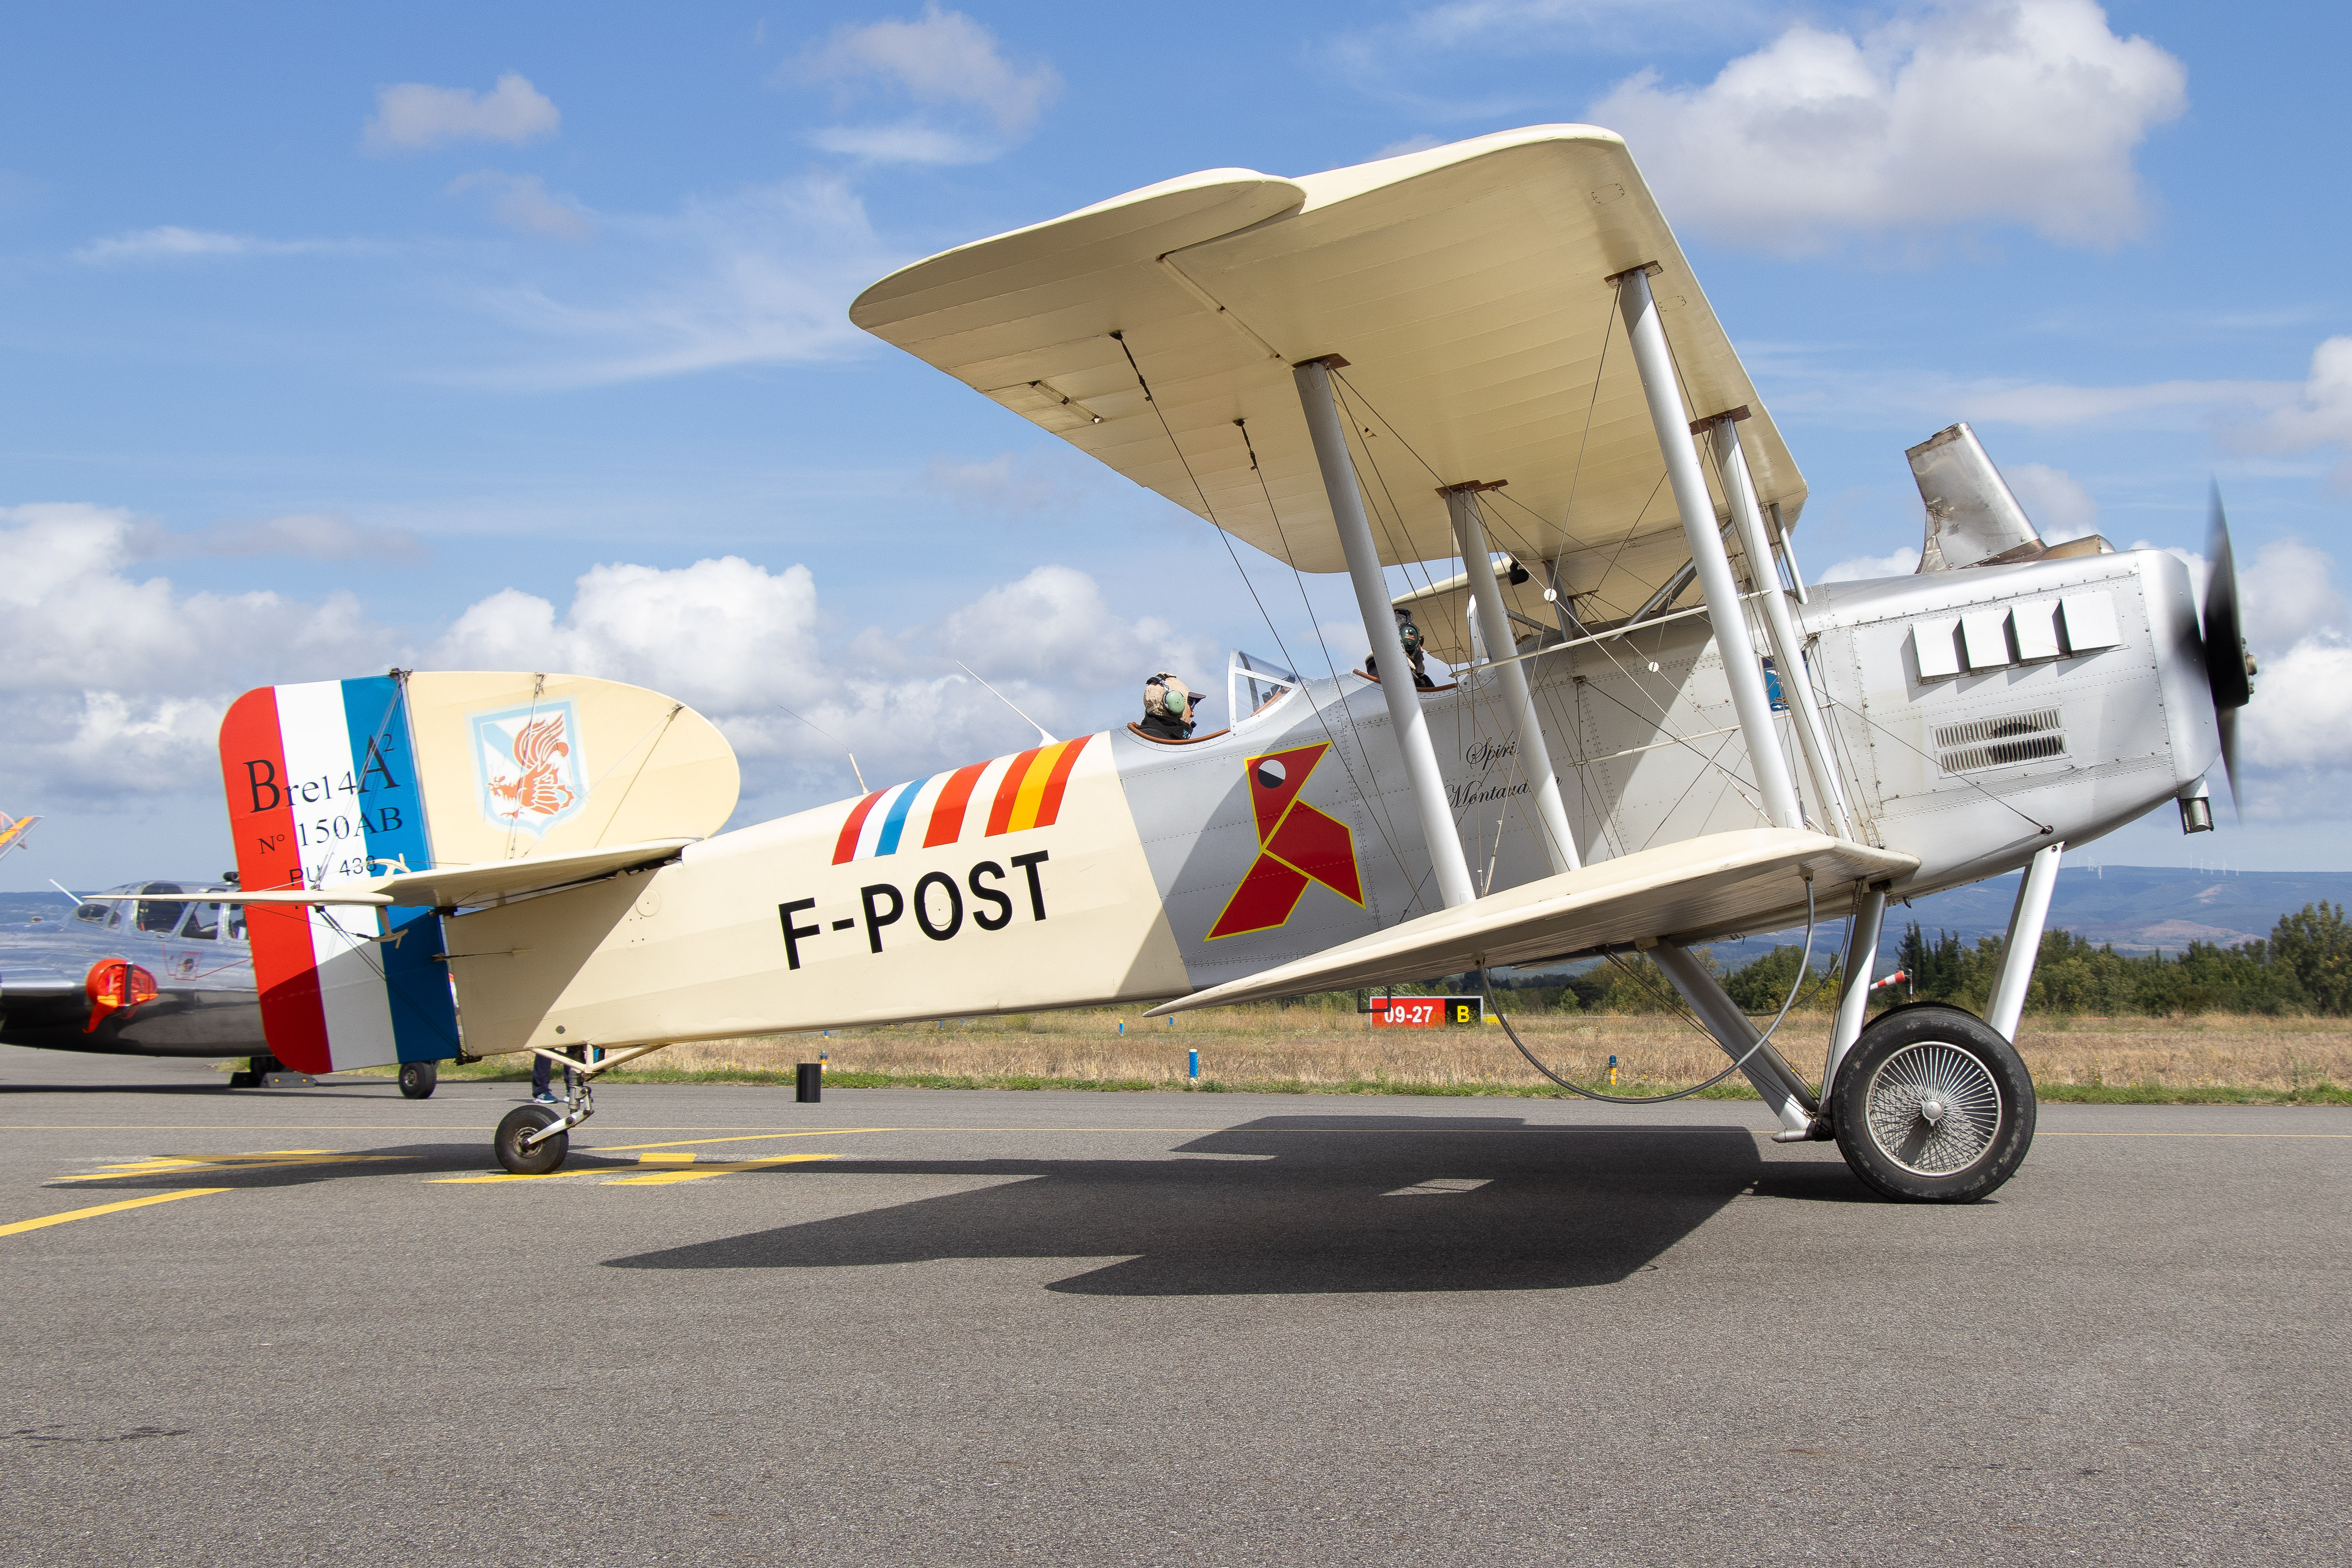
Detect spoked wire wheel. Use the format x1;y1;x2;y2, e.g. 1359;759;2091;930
1864;1041;2004;1176
1831;1004;2036;1203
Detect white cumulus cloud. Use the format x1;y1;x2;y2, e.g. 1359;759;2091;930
364;73;561;152
2234;336;2352;487
2196;537;2352;817
2238;537;2344;657
2002;462;2098;541
793;5;1060;164
1589;0;2187;254
0;504;396;805
430;557;1213;806
1819;545;1921;582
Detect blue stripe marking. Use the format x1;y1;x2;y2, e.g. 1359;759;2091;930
341;677;461;1064
875;777;928;857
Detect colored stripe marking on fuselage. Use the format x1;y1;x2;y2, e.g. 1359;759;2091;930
833;736;1094;861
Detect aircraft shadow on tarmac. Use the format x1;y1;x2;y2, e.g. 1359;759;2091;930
604;1115;1872;1295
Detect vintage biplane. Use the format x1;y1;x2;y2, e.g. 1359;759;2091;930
187;126;2246;1200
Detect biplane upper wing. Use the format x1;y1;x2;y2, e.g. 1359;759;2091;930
851;124;1804;635
1145;830;1918;1015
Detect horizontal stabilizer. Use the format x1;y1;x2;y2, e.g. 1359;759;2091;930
136;838;698;909
1145;829;1917;1015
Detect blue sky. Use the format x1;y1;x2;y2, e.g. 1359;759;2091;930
3;0;2348;885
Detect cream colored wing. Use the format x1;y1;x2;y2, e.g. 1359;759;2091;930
853;125;1804;633
1146;829;1917;1014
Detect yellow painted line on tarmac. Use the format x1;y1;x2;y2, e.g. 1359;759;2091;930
431;1172;578;1184
601;1154;836;1185
1;1188;229;1237
590;1129;894;1152
54;1151;413;1181
430;1151;840;1185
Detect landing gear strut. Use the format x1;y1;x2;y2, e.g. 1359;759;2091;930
489;1044;666;1175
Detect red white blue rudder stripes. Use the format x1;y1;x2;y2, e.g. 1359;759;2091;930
219;676;461;1075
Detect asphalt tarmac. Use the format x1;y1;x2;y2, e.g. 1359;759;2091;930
1;1044;2345;1567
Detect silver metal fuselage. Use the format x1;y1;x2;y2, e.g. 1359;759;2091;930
1124;546;2211;988
0;884;262;1057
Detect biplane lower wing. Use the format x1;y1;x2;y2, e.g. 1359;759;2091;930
1144;829;1918;1015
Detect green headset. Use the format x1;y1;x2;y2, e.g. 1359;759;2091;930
1146;674;1192;719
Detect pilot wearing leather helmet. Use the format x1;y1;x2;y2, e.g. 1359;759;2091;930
1139;673;1202;740
1367;612;1438;689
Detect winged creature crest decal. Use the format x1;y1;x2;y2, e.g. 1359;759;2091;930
469;699;588;836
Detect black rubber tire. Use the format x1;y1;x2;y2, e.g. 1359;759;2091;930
398;1061;439;1100
495;1104;569;1176
1831;1004;2035;1203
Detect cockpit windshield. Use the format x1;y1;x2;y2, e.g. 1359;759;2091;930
1227;650;1298;722
134;881;188;935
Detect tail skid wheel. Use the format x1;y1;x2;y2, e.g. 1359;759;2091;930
1831;1004;2035;1202
398;1061;438;1100
495;1104;569;1176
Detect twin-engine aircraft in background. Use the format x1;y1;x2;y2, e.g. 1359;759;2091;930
0;870;444;1097
180;126;2247;1201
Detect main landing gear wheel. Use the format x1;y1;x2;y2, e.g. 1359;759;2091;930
495;1104;569;1176
1831;1004;2035;1203
398;1061;438;1100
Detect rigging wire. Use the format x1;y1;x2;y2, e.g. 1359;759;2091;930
1327;378;1549;892
1230;416;1419;899
1479;875;1834;1104
1106;332;1420;898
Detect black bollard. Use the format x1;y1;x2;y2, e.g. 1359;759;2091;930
795;1061;823;1103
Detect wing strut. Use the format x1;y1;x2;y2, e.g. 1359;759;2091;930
1444;484;1579;875
1708;415;1855;839
1614;265;1805;831
1294;356;1478;910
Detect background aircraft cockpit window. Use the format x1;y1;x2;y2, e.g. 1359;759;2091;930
225;907;248;942
178;902;220;941
75;902;108;925
135;891;187;934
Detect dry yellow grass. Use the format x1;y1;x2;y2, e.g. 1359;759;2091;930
643;1004;2352;1094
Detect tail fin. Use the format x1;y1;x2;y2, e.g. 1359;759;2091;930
219;671;738;1073
0;810;39;862
220;676;458;1073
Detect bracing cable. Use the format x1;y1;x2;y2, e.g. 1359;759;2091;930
1477;875;1825;1104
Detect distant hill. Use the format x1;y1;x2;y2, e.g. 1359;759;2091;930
1701;865;2352;972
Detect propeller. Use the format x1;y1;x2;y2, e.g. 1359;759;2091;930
2202;485;2256;817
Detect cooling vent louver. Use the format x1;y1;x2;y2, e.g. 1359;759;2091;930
1936;708;2066;774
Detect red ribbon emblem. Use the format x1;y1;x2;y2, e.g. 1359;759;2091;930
1206;744;1364;939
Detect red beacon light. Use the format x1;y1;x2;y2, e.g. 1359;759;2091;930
84;960;159;1032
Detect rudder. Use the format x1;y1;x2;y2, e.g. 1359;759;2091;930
220;677;461;1075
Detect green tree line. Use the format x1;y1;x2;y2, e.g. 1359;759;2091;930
1481;901;2352;1019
